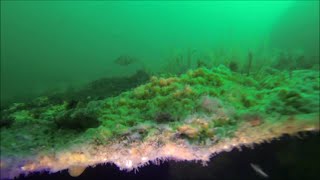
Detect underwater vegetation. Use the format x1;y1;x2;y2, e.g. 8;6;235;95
46;69;150;104
1;1;319;179
0;58;319;179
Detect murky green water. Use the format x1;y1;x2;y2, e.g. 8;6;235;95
0;2;319;180
1;1;319;106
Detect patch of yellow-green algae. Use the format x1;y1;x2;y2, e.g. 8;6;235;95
1;66;319;179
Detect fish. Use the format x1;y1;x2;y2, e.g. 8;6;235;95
250;163;269;178
113;55;138;66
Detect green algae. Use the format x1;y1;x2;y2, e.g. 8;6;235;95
0;65;319;158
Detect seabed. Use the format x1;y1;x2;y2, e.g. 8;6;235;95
1;66;319;179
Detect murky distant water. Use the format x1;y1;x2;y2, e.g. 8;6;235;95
1;1;319;105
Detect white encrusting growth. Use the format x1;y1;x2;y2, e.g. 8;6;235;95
1;114;318;180
125;160;133;168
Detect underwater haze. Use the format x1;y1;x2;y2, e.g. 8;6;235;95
1;1;319;105
1;1;320;180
